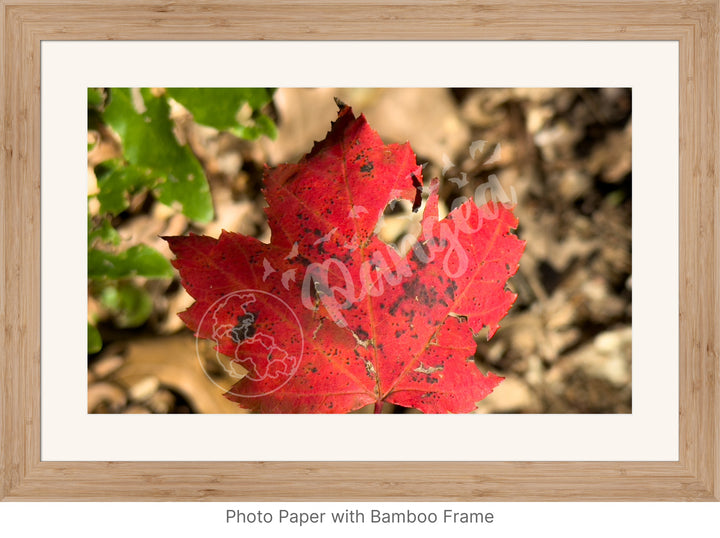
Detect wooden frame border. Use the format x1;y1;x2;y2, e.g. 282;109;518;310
1;0;718;501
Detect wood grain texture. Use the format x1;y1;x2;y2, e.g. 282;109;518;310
1;0;718;501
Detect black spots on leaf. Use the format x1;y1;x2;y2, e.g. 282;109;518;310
402;279;421;299
445;281;458;301
360;162;374;174
230;312;257;343
395;329;403;338
410;371;440;386
310;367;318;373
356;327;369;341
402;279;443;308
295;255;312;267
387;294;404;316
410;244;430;267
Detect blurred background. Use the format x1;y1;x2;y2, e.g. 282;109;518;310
88;87;631;414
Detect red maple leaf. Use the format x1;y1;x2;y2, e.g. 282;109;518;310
165;104;525;413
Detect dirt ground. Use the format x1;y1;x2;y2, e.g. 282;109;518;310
88;87;632;414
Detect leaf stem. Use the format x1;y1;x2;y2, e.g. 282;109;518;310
374;401;383;414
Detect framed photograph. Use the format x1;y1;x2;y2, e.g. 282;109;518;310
1;1;718;501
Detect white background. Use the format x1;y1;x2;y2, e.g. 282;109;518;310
41;41;678;461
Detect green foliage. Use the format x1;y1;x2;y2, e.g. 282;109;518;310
87;215;172;349
88;215;120;246
94;160;155;216
166;88;277;140
99;282;154;328
87;87;104;108
88;244;174;280
87;86;277;353
103;88;213;223
88;322;102;354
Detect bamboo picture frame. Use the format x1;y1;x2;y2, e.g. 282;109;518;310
1;0;718;501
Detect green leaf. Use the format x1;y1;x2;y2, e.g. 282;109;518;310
166;88;275;137
99;283;153;328
102;88;214;222
88;88;104;108
88;322;102;354
88;244;174;280
230;112;278;141
95;162;157;215
88;216;120;247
